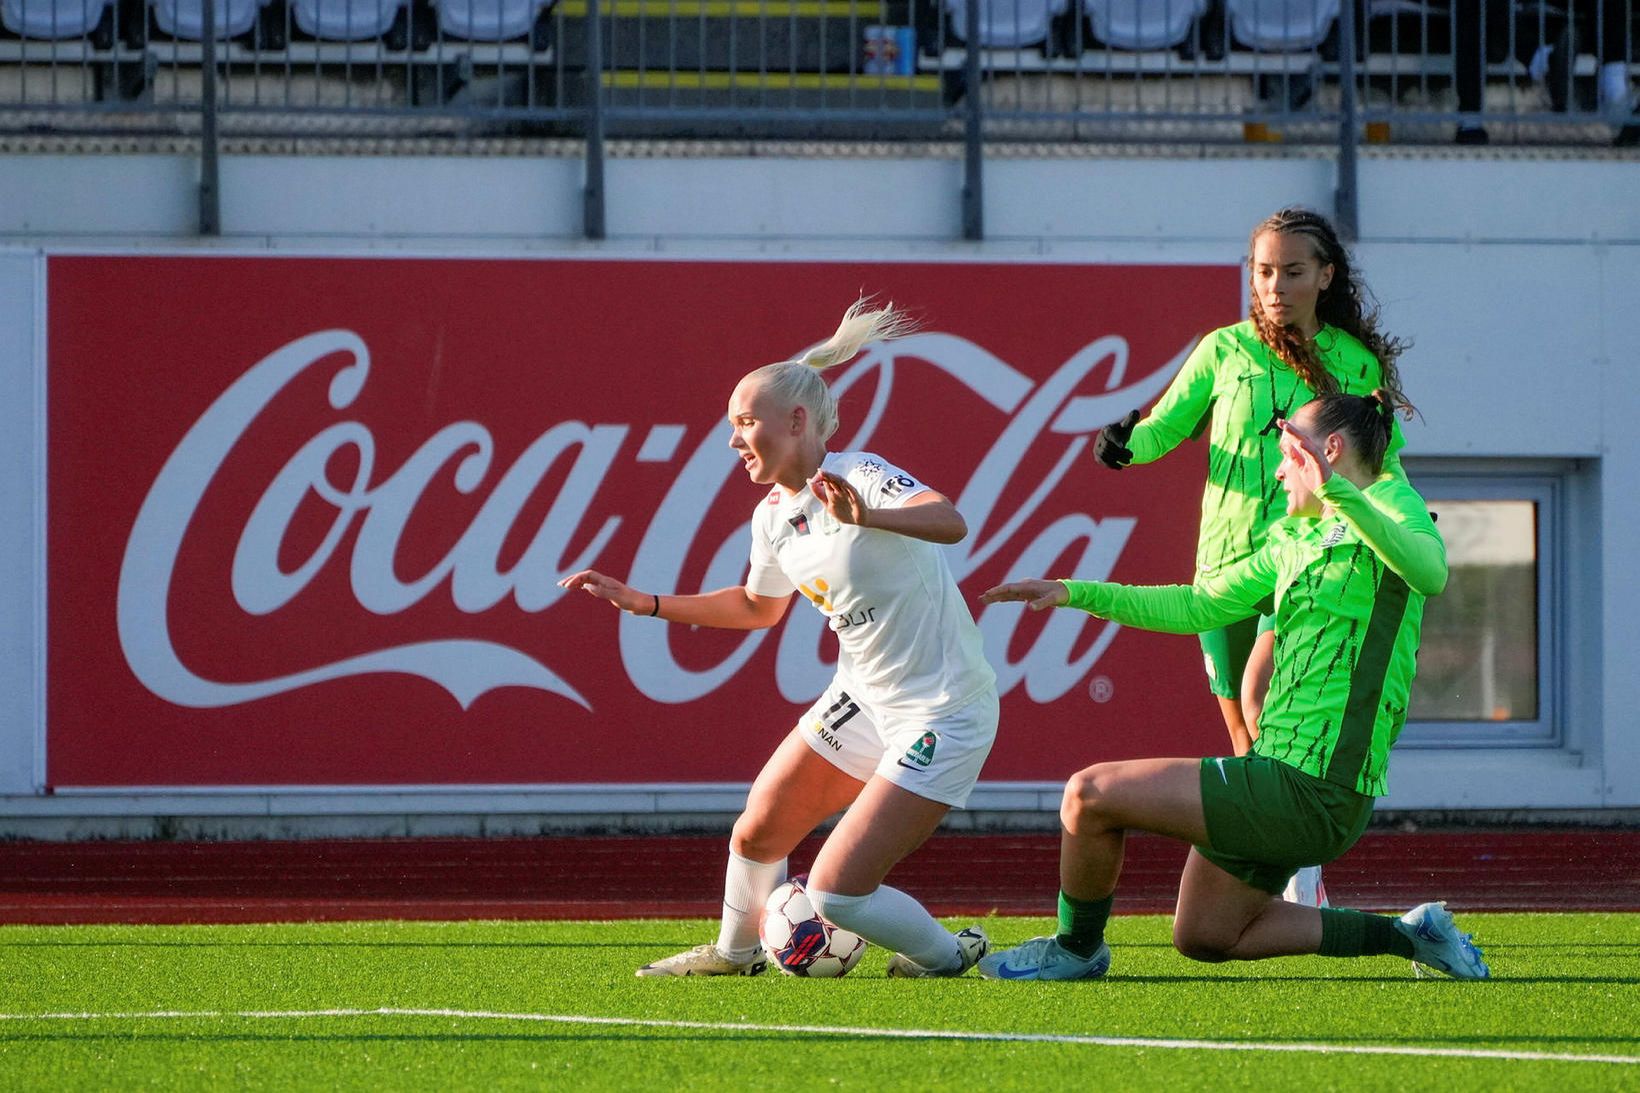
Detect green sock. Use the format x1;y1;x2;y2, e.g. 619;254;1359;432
1318;908;1415;959
1055;891;1113;958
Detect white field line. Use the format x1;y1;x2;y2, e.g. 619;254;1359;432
0;1007;1635;1066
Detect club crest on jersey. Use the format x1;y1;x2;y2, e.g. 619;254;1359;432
898;731;938;771
1322;524;1348;548
788;513;811;536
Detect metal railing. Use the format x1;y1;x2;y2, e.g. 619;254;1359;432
1;0;1634;233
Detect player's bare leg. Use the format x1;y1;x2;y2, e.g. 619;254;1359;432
636;730;864;977
805;778;987;977
1173;847;1321;960
980;758;1205;980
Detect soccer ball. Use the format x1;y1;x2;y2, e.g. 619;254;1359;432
759;876;867;978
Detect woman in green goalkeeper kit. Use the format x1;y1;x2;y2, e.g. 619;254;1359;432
1094;208;1411;760
975;391;1489;983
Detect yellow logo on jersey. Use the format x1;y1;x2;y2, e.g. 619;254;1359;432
799;578;835;612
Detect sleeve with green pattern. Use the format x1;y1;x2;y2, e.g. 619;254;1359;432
1315;476;1447;595
1125;331;1219;466
1059;549;1277;634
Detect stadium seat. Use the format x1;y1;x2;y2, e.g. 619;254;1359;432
290;0;406;39
1225;0;1339;50
431;0;553;41
941;0;1072;49
149;0;274;39
1;0;111;37
1084;0;1209;50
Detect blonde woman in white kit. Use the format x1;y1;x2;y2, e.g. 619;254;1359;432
561;299;998;978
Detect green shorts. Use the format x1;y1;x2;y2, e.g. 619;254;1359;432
1198;613;1276;699
1196;754;1375;893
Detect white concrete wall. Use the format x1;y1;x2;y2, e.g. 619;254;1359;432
0;148;1636;831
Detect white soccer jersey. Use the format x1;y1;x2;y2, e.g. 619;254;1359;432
746;451;995;719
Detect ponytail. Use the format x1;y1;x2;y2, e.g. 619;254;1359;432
743;297;917;442
1303;388;1398;475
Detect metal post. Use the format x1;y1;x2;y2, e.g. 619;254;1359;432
199;0;221;236
583;0;606;241
1333;0;1359;242
960;0;983;241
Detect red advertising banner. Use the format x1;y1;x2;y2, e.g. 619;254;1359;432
47;256;1239;787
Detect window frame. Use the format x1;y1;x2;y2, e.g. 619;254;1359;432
1397;466;1562;749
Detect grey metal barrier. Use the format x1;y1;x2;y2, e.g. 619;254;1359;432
0;0;1634;234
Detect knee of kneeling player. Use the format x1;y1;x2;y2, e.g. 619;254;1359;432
1059;768;1109;833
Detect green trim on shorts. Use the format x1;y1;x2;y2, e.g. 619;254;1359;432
1197;613;1274;698
1196;754;1374;893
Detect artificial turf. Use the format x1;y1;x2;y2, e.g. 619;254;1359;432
2;913;1636;1090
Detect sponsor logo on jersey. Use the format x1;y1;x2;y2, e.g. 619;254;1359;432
857;459;884;478
880;474;916;499
1322;524;1348;548
799;579;835;612
788;513;811;536
810;720;844;752
898;731;938;770
831;606;878;631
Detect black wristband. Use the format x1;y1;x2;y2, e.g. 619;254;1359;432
649;594;661;618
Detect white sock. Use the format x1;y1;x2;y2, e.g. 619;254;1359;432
808;885;960;972
1600;61;1630;108
715;849;785;961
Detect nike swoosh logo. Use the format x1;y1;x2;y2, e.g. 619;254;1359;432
994;964;1040;980
1215;758;1229;784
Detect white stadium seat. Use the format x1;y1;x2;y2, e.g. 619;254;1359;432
150;0;270;39
1085;0;1209;50
942;0;1071;49
291;0;406;39
432;0;553;41
1225;0;1340;50
1;0;110;37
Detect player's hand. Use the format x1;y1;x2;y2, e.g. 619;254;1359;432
810;469;871;528
558;569;651;614
1278;420;1333;491
1093;409;1140;470
979;579;1068;611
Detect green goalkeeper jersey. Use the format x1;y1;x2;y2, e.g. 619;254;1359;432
1126;321;1406;583
1062;474;1444;797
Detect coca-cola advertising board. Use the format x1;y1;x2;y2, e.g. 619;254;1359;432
47;256;1239;788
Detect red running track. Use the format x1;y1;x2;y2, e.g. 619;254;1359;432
0;830;1635;925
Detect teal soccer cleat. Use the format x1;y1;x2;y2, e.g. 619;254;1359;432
1397;901;1491;980
977;935;1112;981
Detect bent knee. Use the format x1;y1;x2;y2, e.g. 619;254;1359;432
729;816;785;862
1059;766;1114;833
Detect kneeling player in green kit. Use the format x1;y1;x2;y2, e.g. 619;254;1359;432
976;391;1489;982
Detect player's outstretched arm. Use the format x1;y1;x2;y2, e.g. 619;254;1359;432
978;579;1068;611
559;570;791;630
810;470;967;545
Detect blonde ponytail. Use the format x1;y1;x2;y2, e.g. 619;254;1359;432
797;298;919;370
744;297;917;443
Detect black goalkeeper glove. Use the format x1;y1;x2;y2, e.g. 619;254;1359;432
1092;409;1140;470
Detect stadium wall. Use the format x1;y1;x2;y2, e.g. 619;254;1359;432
0;149;1636;837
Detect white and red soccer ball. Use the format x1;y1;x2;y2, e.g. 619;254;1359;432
759;875;867;978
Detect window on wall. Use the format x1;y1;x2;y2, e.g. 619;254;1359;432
1400;472;1561;747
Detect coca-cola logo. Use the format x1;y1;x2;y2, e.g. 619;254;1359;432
117;328;1188;713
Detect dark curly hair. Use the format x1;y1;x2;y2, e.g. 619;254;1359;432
1248;207;1412;415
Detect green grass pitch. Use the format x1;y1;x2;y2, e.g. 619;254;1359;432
2;914;1636;1090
